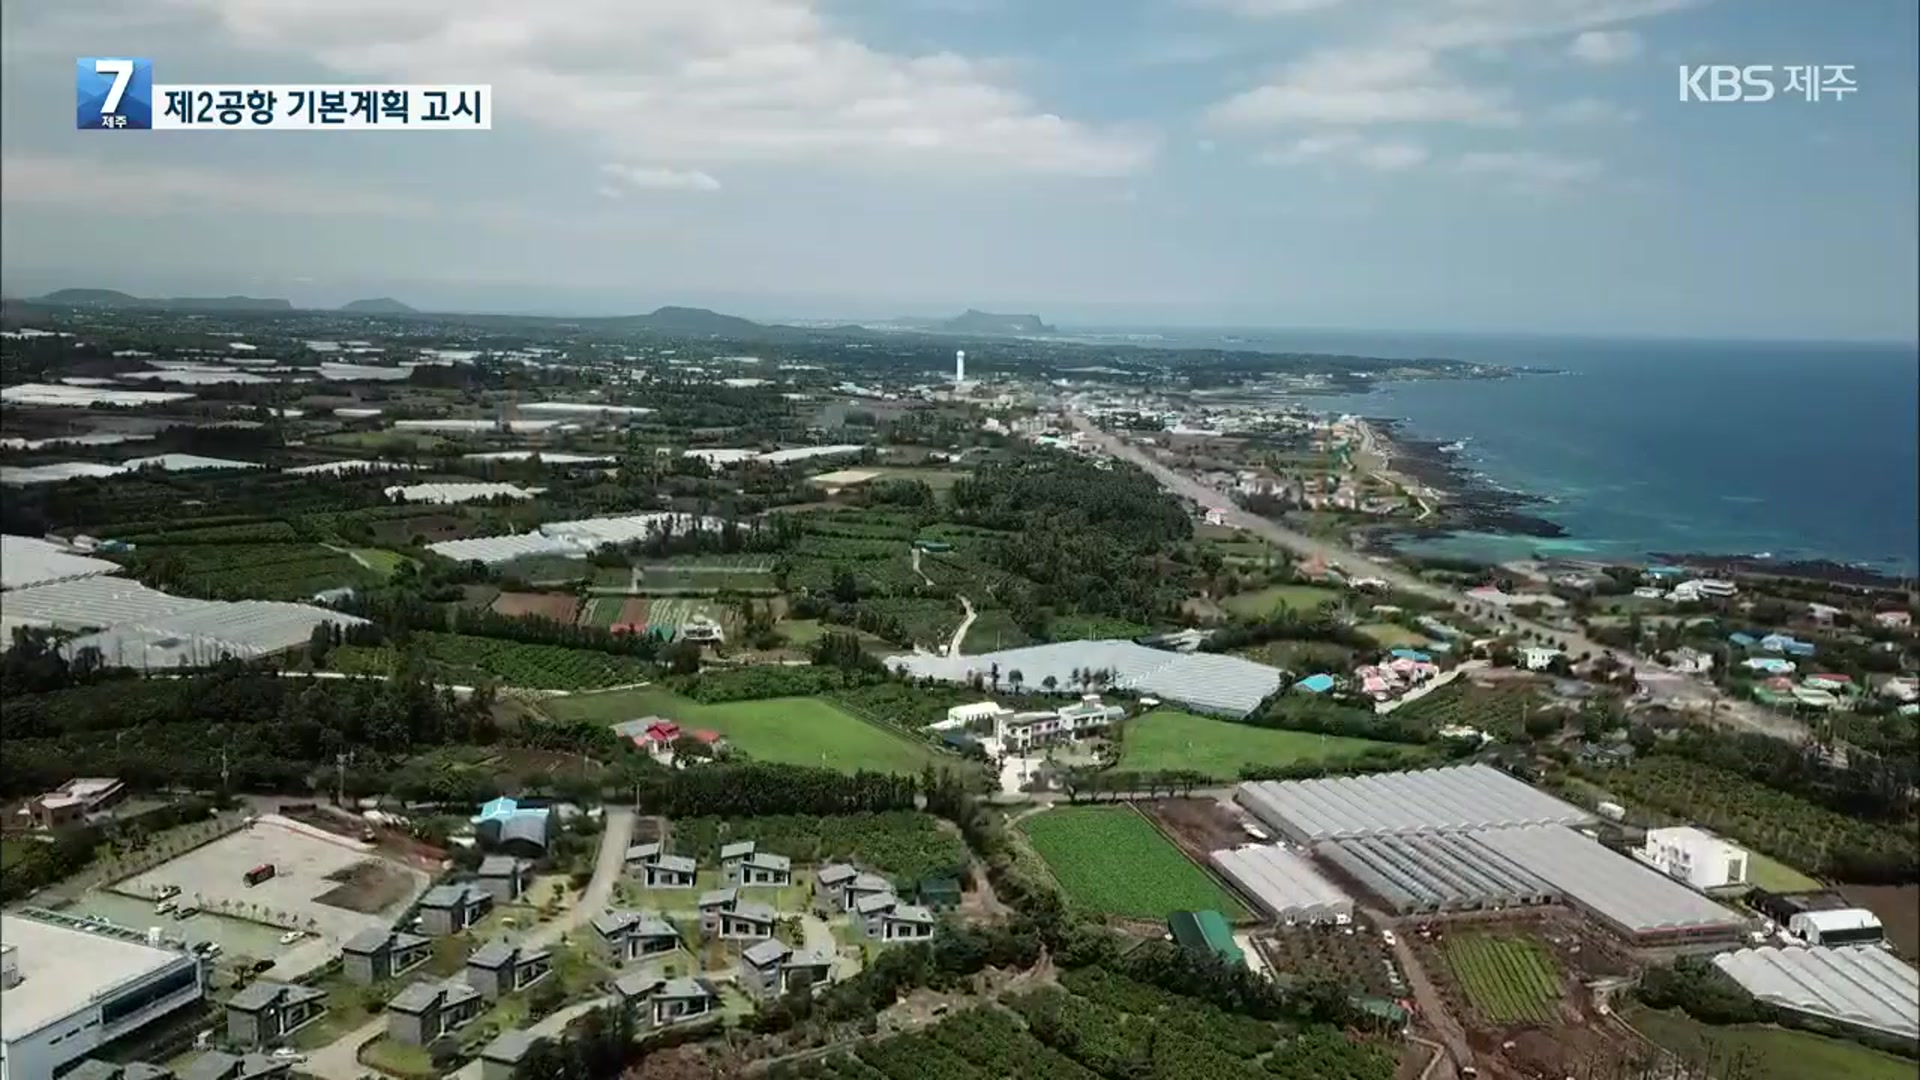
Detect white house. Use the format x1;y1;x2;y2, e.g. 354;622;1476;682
995;695;1124;751
1636;826;1748;890
1688;579;1738;598
1667;647;1714;674
1519;646;1562;671
939;702;1011;731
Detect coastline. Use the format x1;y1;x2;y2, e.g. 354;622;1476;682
1358;417;1914;588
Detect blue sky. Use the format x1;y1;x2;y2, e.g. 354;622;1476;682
2;0;1915;340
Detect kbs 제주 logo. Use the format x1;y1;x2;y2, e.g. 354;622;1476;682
76;57;153;129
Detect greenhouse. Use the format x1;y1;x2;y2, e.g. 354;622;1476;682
1235;764;1594;843
1475;825;1750;944
1209;844;1353;924
1314;832;1558;914
1713;945;1918;1045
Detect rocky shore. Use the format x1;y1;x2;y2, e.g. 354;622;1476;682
1368;419;1566;538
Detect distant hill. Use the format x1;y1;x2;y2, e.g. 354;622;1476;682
341;297;417;314
33;289;292;312
939;309;1055;335
594;306;769;336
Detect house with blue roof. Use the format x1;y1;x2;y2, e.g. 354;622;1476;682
471;797;554;860
1388;648;1431;663
1295;674;1336;694
1728;632;1757;648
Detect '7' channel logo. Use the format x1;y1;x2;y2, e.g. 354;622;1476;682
76;57;153;129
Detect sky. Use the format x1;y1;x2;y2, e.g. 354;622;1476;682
1;0;1916;340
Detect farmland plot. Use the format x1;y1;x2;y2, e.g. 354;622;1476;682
329;632;652;691
1443;934;1562;1024
1019;806;1247;919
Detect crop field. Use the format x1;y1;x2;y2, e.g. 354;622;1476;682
347;547;411;577
135;542;378;601
1221;585;1341;618
638;562;778;592
1442;934;1562;1024
1395;680;1540;739
1594;755;1917;876
329;632;653;690
1116;709;1421;781
1019;806;1247;919
1357;623;1429;648
780;967;1397;1080
490;590;580;623
1626;1006;1916;1080
861;467;972;492
576;596;626;628
545;689;943;775
1256;923;1405;998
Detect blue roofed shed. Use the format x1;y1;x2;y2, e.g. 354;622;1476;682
1295;674;1336;694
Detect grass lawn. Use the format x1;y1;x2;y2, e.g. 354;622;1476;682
1020;806;1247;920
777;618;829;646
360;1038;435;1079
349;547;411;577
1117;709;1420;780
1222;585;1341;618
545;689;943;775
1357;622;1430;648
1744;850;1824;893
0;842;24;868
1626;1007;1916;1080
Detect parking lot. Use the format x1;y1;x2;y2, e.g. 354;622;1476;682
118;815;429;947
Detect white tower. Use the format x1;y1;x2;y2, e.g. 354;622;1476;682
954;349;966;384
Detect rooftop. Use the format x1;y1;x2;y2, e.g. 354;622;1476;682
1714;946;1918;1041
1474;825;1748;935
1236;764;1595;842
480;1030;542;1064
0;910;198;1041
0;535;123;591
887;639;1286;718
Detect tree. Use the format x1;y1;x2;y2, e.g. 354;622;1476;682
1008;669;1025;694
1042;674;1058;693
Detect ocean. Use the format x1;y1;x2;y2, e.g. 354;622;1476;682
1073;328;1920;576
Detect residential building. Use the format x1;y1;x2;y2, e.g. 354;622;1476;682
1576;742;1636;769
642;854;697;889
1667;647;1714;674
697;888;739;935
224;981;327;1046
942;702;1011;729
471;797;553;860
841;873;892;914
629;977;719;1030
813;864;858;914
724;852;792;888
738;940;835;1001
611;971;665;1016
418;884;492;936
994;695;1124;750
340;927;432;985
851;892;938;942
589;909;680;965
465;940;552;1000
1687;579;1738;599
1636;827;1749;891
715;901;776;942
1;909;206;1080
717;841;758;879
1519;646;1562;671
478;1031;542;1080
624;843;663;870
475;856;533;904
385;979;484;1046
178;1053;289;1080
1874;610;1912;629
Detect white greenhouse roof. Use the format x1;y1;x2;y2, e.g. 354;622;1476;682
424;513;720;565
682;449;760;464
428;533;581;564
0;382;195;407
386;482;539;504
1315;832;1557;914
759;444;866;464
517;401;653;416
1474;825;1747;936
1;535;123;591
286;459;423;476
121;454;263;472
1209;844;1351;921
887;640;1285;717
1713;945;1918;1041
1;576;363;665
1235;765;1595;842
1;462;134;485
462;451;614;464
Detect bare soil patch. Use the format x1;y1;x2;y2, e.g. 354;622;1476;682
1139;797;1250;863
1839;883;1919;959
315;859;415;914
491;590;581;622
615;597;652;627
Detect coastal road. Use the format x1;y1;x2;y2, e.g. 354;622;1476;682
1067;413;1800;740
303;808;635;1080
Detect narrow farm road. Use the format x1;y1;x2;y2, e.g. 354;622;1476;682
946;596;976;657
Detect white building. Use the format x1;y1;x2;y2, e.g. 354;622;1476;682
1636;826;1749;891
1;911;206;1080
1687;579;1738;598
1667;647;1715;674
1519;646;1562;671
942;702;1011;729
1788;908;1885;947
995;695;1124;751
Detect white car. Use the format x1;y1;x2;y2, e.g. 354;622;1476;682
278;930;304;945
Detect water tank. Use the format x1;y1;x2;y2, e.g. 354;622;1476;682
1597;801;1625;821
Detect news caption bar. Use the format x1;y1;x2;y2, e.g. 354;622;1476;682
78;58;490;130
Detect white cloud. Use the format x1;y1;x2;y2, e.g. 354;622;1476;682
1192;0;1347;15
1454;150;1601;188
157;0;1153;178
1262;132;1429;170
1207;46;1519;128
0;153;426;216
600;163;722;193
1544;97;1637;125
1567;29;1642;65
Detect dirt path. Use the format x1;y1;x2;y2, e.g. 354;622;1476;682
1380;918;1474;1079
946;595;976;656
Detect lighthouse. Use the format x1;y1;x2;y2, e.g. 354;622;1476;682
954;349;966;385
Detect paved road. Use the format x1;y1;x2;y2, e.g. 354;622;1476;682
303;809;635;1080
1069;413;1806;742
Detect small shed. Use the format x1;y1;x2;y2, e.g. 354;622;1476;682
1168;910;1243;965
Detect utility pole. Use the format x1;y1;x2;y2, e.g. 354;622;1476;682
335;752;349;806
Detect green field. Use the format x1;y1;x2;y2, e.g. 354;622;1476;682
1743;851;1825;893
348;547;411;577
1626;1007;1917;1080
1357;622;1430;648
577;596;626;629
863;467;972;492
1222;585;1342;618
1443;934;1561;1023
1116;709;1418;780
544;689;943;775
1019;805;1247;919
